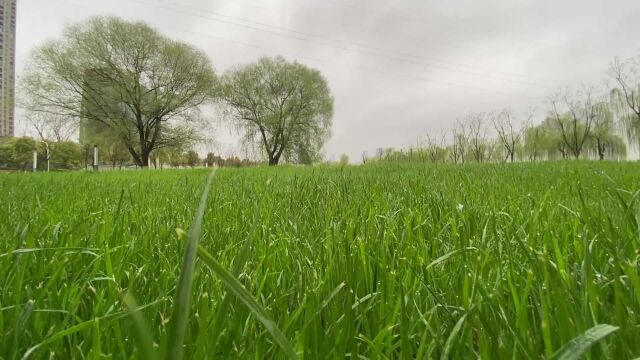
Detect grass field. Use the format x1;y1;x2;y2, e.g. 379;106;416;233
1;162;639;359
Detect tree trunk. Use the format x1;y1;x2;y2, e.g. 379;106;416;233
141;149;151;168
597;139;605;161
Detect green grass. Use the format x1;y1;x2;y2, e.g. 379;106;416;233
1;161;639;359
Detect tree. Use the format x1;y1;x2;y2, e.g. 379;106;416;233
103;141;131;168
339;153;349;165
205;152;215;166
84;120;133;168
220;56;333;165
461;112;489;163
424;132;447;163
21;16;216;167
450;124;467;164
27;111;79;171
186;150;200;167
610;56;640;147
27;111;76;142
166;147;187;168
536;116;571;160
48;141;83;169
0;137;37;170
524;125;543;161
549;89;597;159
492;109;530;162
361;151;368;164
587;102;626;160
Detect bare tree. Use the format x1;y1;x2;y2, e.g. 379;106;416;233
27;111;78;172
492;109;531;162
549;89;597;159
450;122;467;164
463;112;489;163
27;112;76;142
425;130;447;163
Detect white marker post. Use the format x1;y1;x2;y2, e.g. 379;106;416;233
43;142;50;172
32;150;37;172
93;145;98;171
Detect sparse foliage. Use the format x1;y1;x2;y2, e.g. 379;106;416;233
610;55;640;148
549;89;598;159
492;109;531;162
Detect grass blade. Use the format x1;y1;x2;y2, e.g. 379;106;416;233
551;324;619;360
22;300;162;359
197;245;299;360
208;237;254;353
440;313;467;360
123;292;157;359
165;168;217;360
426;247;477;270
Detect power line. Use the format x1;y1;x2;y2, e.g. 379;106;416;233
216;0;560;84
128;0;558;89
30;0;546;102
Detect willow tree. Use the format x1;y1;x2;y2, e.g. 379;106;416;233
549;89;598;159
610;56;640;148
21;16;216;167
220;56;334;165
587;102;627;160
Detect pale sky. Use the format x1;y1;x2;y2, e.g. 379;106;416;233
15;0;640;161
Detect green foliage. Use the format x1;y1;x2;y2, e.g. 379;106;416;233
1;162;638;358
48;141;83;169
186;150;200;168
220;56;334;165
610;56;640;148
166;169;216;360
0;137;37;169
339;153;349;165
21;16;217;167
0;137;84;170
551;324;619;360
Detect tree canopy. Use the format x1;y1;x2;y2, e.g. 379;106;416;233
220;56;334;165
21;16;217;167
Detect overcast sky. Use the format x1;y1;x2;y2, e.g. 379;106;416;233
15;0;640;161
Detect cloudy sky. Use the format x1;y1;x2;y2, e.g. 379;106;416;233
15;0;640;161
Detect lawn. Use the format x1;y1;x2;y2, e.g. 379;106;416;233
1;162;639;359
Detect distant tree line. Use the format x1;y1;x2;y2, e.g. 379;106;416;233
0;137;83;171
365;55;640;164
0;135;261;171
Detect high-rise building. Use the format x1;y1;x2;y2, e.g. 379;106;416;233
0;0;15;137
